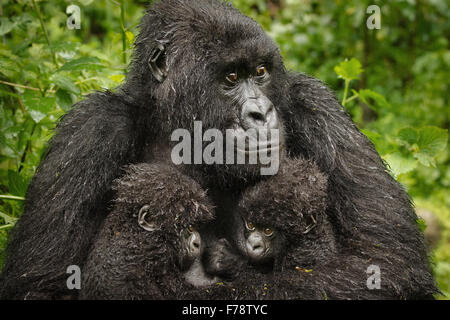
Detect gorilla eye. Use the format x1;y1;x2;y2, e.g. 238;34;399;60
256;65;267;77
225;72;238;84
264;228;273;237
187;225;195;233
246;221;255;231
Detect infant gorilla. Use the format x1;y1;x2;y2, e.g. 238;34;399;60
80;158;335;299
80;163;218;299
192;157;338;299
230;157;337;275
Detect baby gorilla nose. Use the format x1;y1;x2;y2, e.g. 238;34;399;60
246;232;266;259
188;231;201;254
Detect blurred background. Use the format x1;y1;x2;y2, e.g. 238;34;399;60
0;0;448;298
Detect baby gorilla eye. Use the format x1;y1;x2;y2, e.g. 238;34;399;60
183;225;196;239
225;72;238;84
246;221;255;231
263;228;273;237
256;65;267;77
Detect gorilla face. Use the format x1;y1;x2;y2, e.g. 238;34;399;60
241;217;284;266
134;0;288;183
137;208;217;288
179;225;202;270
178;225;220;287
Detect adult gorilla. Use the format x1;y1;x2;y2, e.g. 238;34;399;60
0;0;437;299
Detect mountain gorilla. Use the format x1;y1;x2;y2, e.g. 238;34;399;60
235;157;336;271
0;0;437;299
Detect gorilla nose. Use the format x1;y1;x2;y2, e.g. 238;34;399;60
241;100;277;130
189;234;201;252
252;244;262;251
246;235;265;257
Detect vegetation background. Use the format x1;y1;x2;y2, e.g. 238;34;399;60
0;0;448;299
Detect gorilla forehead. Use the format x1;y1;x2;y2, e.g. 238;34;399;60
142;0;279;65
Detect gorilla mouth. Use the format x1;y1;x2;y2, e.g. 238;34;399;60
232;126;284;155
246;245;269;260
235;138;284;159
236;143;283;154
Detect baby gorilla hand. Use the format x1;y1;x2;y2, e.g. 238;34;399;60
203;238;245;280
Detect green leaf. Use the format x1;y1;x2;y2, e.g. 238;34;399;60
358;89;389;110
0;131;6;148
416;218;427;233
383;152;418;179
110;74;125;83
23;91;56;123
361;129;382;142
56;89;75;112
0;211;17;225
398;126;448;167
0;18;15;36
416;126;448;157
334;58;363;81
398;127;419;148
414;153;435;167
50;74;80;95
126;31;134;46
59;56;103;72
7;170;29;197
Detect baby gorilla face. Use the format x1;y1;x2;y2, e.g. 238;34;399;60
180;225;202;268
243;218;278;264
179;225;220;287
137;206;217;287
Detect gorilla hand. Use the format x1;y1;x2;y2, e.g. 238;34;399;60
203;238;245;280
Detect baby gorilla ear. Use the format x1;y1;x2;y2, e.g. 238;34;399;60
137;205;157;231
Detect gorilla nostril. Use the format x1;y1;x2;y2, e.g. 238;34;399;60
249;112;265;124
252;244;262;251
191;239;200;249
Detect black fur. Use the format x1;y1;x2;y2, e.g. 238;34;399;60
0;0;437;299
237;157;335;269
79;163;214;299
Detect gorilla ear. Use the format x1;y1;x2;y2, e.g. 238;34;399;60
148;41;168;82
138;205;157;231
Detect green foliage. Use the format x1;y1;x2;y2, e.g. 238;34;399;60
0;0;448;298
334;58;364;81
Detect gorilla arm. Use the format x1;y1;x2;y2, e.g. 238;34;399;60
0;92;142;299
271;72;438;299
